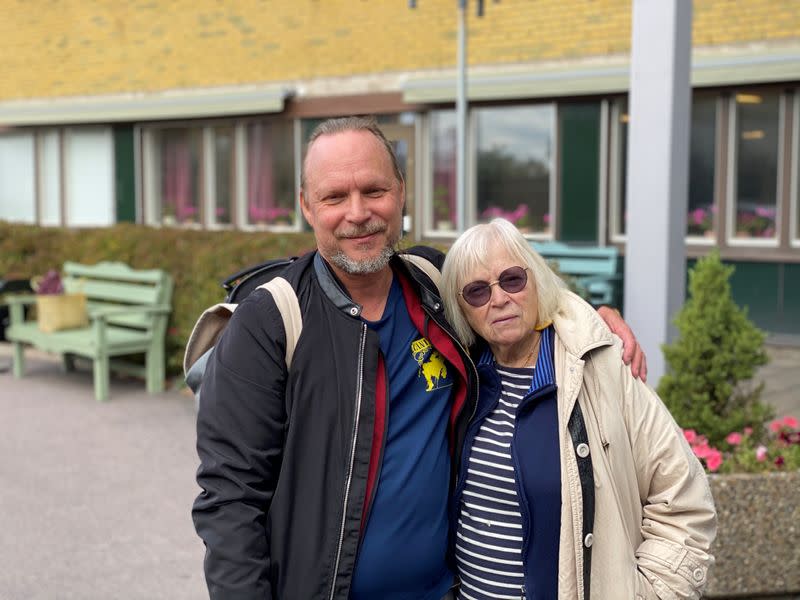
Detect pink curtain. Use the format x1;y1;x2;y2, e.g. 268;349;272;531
247;123;277;223
162;131;196;222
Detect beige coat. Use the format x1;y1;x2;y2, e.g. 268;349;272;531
552;292;716;599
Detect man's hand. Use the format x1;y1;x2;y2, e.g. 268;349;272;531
596;306;648;382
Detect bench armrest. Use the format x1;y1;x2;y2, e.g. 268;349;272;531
3;294;37;307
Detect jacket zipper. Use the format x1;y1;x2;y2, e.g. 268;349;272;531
328;323;367;600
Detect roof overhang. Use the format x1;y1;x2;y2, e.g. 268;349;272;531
402;45;800;103
0;85;292;126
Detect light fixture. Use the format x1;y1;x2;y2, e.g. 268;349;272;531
735;93;762;104
741;130;765;140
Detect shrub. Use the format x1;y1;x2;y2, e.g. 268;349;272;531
657;250;772;448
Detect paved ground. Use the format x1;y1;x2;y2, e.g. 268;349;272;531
0;342;796;600
0;347;206;600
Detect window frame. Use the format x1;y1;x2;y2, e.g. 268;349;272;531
725;90;785;249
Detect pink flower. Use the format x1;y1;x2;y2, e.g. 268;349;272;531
725;432;742;446
769;420;783;433
743;426;753;436
692;443;712;460
755;445;768;462
705;449;723;472
782;416;799;430
683;429;697;444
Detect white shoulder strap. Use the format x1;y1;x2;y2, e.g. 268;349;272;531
400;254;441;290
258;277;303;369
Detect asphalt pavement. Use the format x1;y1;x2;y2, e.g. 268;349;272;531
0;346;206;600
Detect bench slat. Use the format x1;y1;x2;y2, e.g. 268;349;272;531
64;261;166;285
64;278;161;305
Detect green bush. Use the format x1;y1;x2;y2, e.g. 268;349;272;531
657;250;772;448
0;221;317;378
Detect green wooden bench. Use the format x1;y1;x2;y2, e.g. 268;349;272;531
4;261;173;402
531;241;621;308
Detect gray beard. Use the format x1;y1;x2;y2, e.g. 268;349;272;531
330;244;395;275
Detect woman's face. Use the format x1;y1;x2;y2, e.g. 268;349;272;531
458;246;539;353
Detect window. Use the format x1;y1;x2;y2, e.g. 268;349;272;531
64;127;115;227
687;95;718;240
0;131;36;223
475;105;555;236
728;90;781;243
212;126;235;226
244;120;295;227
429;110;457;232
149;127;203;226
612;95;718;241
38;130;62;226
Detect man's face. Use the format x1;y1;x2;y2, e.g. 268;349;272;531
301;129;405;276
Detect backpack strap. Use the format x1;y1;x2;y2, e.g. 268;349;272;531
400;253;441;289
257;277;302;369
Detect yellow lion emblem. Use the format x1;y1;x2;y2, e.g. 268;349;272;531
411;338;449;391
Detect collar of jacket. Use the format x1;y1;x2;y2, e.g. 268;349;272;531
313;251;444;318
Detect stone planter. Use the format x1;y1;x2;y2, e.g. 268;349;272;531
705;471;800;598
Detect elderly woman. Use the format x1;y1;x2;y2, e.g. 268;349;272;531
440;219;716;600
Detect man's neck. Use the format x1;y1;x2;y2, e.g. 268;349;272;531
334;264;395;321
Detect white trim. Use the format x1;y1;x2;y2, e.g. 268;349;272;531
609;99;627;244
725;91;782;248
293;118;303;232
598;100;610;245
142;128;158;226
792;93;800;248
0;85;291;126
235;124;247;229
133;124;142;223
203;127;215;228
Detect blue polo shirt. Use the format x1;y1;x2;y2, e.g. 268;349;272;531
350;275;455;600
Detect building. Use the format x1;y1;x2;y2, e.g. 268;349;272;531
1;0;798;335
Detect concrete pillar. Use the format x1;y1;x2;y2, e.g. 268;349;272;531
623;0;693;385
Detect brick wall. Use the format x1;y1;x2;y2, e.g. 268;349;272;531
0;0;798;101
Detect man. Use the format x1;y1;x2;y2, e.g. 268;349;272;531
193;116;646;599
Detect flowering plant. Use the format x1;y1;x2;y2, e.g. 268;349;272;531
684;416;800;473
686;204;714;237
736;205;776;238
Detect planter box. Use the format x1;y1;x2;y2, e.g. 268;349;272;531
705;471;800;598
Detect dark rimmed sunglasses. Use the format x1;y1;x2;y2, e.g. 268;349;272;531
459;266;529;307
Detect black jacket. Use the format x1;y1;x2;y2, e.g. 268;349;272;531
193;248;478;599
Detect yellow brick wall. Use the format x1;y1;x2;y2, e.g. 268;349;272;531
1;0;798;101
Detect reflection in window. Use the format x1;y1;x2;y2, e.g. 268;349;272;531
687;96;717;238
430;111;457;231
246;120;295;226
476;105;553;234
732;91;780;240
153;128;202;225
213;127;234;226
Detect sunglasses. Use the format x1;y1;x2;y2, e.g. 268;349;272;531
459;266;529;307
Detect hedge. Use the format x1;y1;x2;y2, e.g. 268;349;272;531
0;222;318;378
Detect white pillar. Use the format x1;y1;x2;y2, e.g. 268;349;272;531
623;0;692;385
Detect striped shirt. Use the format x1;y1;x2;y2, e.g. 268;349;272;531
456;327;555;600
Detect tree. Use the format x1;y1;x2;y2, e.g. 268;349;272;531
657;250;772;447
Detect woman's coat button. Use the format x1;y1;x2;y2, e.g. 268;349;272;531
576;443;590;458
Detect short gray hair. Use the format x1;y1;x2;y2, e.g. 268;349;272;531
301;116;404;191
440;218;567;348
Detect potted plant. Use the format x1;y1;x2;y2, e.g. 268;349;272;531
658;251;799;597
